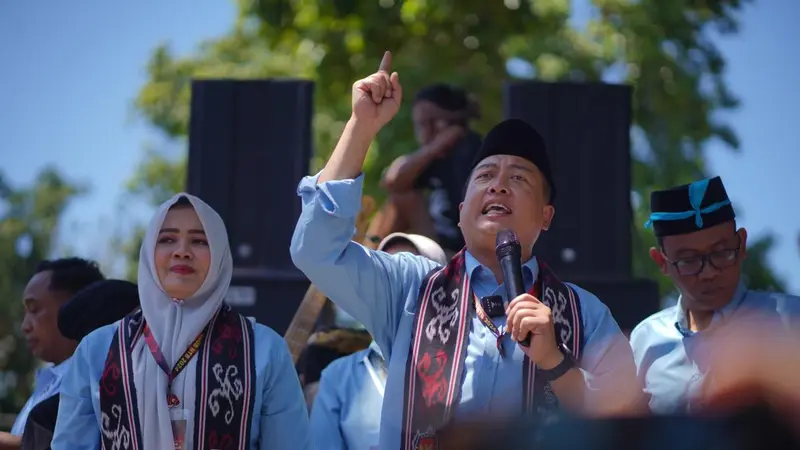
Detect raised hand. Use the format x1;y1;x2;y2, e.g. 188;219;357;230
351;51;403;133
428;125;465;158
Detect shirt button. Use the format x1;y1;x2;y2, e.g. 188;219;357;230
691;374;701;382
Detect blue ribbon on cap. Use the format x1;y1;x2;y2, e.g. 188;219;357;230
644;178;731;229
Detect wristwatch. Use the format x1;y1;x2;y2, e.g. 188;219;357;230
538;343;576;383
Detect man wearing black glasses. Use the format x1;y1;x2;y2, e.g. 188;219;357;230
629;176;799;414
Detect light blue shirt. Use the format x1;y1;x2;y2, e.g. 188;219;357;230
10;357;72;435
310;341;385;450
290;172;639;450
51;319;311;450
630;282;800;414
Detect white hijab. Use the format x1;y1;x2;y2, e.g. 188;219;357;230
132;193;232;449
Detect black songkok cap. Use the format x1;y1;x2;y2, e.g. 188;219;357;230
468;119;556;203
646;176;735;237
58;279;140;341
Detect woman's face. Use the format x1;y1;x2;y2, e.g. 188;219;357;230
154;205;211;300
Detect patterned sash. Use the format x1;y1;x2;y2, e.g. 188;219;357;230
400;250;584;450
99;305;256;450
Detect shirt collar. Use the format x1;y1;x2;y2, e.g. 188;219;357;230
30;357;72;399
674;280;747;335
52;356;73;375
36;356;73;378
464;250;539;287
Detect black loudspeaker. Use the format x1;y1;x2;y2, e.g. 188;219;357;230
504;82;633;280
571;278;660;332
187;79;314;334
504;82;661;328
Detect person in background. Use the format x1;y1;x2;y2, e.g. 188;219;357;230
630;176;800;414
298;323;373;410
0;258;104;450
379;83;482;254
309;233;447;450
52;194;310;450
21;279;141;450
291;51;640;450
295;298;373;410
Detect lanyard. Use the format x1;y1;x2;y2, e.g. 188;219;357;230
142;323;206;408
363;351;387;397
473;295;507;358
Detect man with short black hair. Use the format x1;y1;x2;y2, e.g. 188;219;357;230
20;279;139;450
379;83;482;254
0;258;104;450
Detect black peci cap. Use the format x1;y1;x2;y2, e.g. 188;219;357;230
467;119;556;203
646;176;735;237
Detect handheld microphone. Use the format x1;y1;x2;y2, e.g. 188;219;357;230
495;229;531;347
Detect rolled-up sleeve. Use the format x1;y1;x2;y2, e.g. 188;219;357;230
571;285;645;416
290;172;438;352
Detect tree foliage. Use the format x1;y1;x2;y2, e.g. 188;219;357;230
105;147;188;281
125;0;784;295
740;234;786;292
0;168;84;416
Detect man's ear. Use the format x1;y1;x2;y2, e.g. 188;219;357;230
542;205;555;231
649;247;669;275
737;227;748;261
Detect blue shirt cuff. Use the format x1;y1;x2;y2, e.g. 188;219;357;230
297;171;365;219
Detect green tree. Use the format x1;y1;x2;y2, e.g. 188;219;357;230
740;234;786;292
109;146;187;280
124;0;784;295
0;168;85;419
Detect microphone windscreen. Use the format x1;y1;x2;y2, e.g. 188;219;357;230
495;229;521;258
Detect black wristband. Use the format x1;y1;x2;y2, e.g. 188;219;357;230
538;343;576;383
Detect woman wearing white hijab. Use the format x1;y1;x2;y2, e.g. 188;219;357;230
52;194;311;450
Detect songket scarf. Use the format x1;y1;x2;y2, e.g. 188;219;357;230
98;193;255;450
401;250;584;450
99;305;256;450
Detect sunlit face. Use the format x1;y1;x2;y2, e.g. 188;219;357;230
154;205;211;300
20;271;76;363
649;222;746;312
459;154;554;258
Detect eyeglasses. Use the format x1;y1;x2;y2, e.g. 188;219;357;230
663;237;741;276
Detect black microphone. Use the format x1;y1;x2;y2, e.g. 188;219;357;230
495;229;531;347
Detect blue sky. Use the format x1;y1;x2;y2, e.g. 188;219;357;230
1;1;798;292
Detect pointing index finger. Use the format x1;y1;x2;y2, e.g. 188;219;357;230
378;51;392;73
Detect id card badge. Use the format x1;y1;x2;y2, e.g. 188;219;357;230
170;408;190;450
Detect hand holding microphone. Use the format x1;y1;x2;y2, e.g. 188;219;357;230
496;229;563;368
